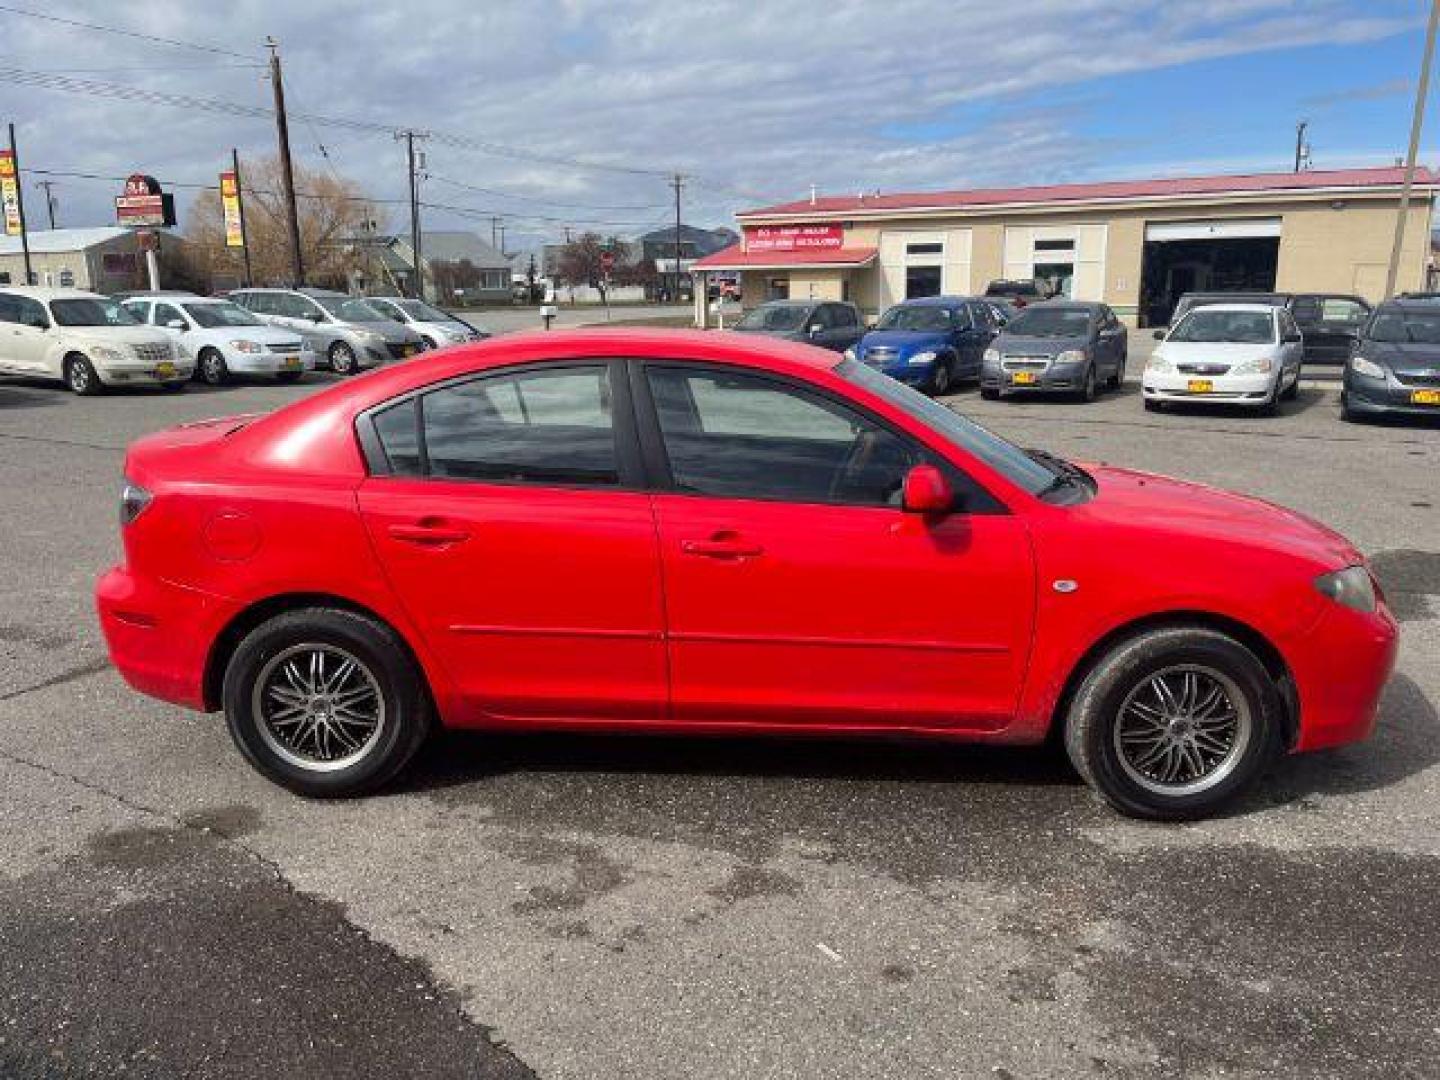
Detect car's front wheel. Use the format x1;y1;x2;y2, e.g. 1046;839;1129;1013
221;607;433;797
198;348;230;386
329;341;358;375
1063;626;1283;820
928;357;953;396
65;354;103;396
1079;363;1098;403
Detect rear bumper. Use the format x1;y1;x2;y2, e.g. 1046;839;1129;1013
95;565;240;711
1286;600;1399;752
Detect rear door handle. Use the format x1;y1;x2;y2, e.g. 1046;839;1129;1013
388;521;470;546
681;536;764;559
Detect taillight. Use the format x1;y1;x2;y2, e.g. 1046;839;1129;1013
120;479;152;526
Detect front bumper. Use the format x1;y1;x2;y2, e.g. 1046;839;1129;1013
860;356;937;386
95;565;240;711
94;360;195;386
1141;370;1276;406
981;360;1085;392
1343;369;1440;417
1286;598;1399;752
225;347;319;376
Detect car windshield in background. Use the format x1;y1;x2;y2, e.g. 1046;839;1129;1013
1004;309;1090;337
839;360;1069;500
1368;309;1440;344
315;296;388;322
876;306;953;332
184;302;262;329
1170;310;1274;344
397;299;454;322
50;298;139;327
736;305;810;331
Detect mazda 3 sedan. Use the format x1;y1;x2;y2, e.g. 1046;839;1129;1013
96;329;1397;820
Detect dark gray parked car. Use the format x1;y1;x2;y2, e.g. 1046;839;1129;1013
980;300;1128;401
729;300;865;353
1341;300;1440;422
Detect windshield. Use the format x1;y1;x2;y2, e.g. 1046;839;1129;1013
1004;308;1090;337
1368;308;1440;343
1169;309;1275;344
314;296;389;322
986;282;1037;297
395;299;454;322
839;360;1065;499
736;304;810;331
50;297;139;327
876;305;954;332
184;302;261;328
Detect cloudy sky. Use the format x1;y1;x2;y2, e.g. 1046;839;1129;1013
1;0;1434;254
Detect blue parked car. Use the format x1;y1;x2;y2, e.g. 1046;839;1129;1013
845;296;999;395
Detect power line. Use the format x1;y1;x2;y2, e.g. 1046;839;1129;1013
428;173;668;212
0;2;255;60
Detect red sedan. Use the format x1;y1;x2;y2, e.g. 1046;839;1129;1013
96;329;1398;819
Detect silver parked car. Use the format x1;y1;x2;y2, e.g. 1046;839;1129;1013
229;288;423;375
365;297;490;349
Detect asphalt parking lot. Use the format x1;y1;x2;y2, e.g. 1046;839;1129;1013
1;333;1438;1079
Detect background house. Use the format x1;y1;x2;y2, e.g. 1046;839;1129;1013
0;228;193;293
383;230;513;304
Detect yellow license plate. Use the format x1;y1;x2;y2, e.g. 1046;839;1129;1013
282;356;301;370
1187;379;1214;393
1011;371;1037;385
155;361;176;379
1412;389;1440;405
402;346;417;357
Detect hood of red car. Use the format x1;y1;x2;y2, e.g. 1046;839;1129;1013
1080;464;1361;569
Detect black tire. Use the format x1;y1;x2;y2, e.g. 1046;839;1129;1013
1107;353;1125;390
1078;364;1097;403
980;387;1000;400
64;354;103;396
928;356;954;396
1340;394;1362;423
1281;373;1299;400
221;607;433;797
1063;626;1284;821
198;348;230;387
1258;380;1280;417
329;341;358;376
275;371;303;385
1143;398;1163;412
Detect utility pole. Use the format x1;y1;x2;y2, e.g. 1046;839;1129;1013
670;172;684;305
490;216;502;250
5;123;32;284
497;222;506;256
398;130;427;300
267;37;305;286
1385;0;1440;299
1293;120;1308;172
231;148;253;287
34;179;56;228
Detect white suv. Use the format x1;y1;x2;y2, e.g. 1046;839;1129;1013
122;293;317;386
0;287;190;394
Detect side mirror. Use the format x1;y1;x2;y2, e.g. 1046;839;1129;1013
808;324;824;337
902;464;953;515
1152;329;1165;340
166;318;186;330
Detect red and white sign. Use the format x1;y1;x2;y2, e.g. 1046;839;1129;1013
745;224;844;252
115;173;175;228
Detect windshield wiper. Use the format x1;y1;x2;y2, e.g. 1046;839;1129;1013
1024;447;1093;496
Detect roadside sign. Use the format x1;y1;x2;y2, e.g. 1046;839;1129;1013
0;150;20;236
600;250;616;273
220;171;245;248
115;174;176;228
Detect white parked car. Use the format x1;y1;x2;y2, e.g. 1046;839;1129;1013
122;294;317;386
1143;303;1303;414
365;297;489;349
0;286;190;395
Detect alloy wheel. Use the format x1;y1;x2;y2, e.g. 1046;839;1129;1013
251;643;386;772
1112;665;1253;796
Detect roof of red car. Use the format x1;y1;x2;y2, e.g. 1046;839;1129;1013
739;165;1438;218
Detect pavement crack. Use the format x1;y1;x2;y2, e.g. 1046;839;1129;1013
0;658;112;702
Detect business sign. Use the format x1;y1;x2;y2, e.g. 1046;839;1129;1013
744;224;844;252
219;171;245;248
115;174;176;228
0;150;21;236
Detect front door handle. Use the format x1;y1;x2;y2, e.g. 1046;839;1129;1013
681;534;764;559
388;520;470;546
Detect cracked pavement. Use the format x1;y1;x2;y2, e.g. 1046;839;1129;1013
1;343;1437;1078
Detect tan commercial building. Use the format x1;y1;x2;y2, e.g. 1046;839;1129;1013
694;167;1438;326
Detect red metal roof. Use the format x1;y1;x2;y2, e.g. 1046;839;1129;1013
693;245;878;270
739;166;1439;219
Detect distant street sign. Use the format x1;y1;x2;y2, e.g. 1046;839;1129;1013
600;250;616;272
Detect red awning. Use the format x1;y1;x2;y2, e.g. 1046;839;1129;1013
693;244;878;272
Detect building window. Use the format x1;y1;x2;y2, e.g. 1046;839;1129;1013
58;268;75;287
1035;239;1075;252
905;265;942;299
906;241;943;256
767;277;789;301
0;272;9;284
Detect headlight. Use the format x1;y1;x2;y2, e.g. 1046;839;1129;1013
229;339;265;354
1314;566;1377;613
1350;356;1386;379
92;345;124;363
1146;353;1174;373
119;479;152;526
1231;356;1275;375
843;348;856;362
983;348;1000;365
1056;349;1086;365
908;350;937;366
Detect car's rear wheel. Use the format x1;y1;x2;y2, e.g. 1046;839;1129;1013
198;348;230;387
329;341;358;375
1107;355;1124;390
1063;626;1283;820
221;608;432;797
65;355;103;396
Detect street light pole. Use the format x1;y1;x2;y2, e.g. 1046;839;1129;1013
1384;0;1440;300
